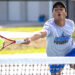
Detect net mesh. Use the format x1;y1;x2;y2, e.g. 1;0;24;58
0;54;75;75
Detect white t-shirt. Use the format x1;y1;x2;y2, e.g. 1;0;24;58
42;18;75;56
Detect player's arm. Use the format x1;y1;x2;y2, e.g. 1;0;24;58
22;30;47;44
22;19;51;44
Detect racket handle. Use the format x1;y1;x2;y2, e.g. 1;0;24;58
16;40;25;43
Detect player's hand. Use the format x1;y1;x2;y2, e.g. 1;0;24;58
21;38;31;44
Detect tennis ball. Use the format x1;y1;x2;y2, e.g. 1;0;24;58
0;39;4;45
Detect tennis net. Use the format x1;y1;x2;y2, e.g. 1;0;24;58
0;53;75;75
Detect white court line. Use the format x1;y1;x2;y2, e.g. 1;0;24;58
0;31;33;38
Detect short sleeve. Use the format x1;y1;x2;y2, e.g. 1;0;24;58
41;21;51;36
72;21;75;32
69;19;75;33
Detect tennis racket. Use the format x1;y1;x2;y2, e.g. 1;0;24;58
0;35;25;51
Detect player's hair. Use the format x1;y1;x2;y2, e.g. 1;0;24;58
52;2;67;12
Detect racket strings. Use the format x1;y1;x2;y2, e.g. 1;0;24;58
0;39;15;51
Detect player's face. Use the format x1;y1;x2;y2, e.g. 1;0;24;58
52;5;67;20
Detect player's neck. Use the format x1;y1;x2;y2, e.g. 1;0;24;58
55;19;65;27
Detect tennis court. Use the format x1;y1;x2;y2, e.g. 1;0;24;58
0;53;75;75
0;30;75;75
0;31;46;54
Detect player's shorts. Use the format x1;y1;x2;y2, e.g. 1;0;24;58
49;48;75;74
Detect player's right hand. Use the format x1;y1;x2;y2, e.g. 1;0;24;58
21;38;31;44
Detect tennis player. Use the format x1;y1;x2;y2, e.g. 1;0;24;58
22;2;75;75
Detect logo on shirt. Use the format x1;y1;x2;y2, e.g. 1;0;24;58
54;32;70;44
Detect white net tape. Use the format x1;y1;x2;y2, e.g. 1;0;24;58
0;54;75;75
